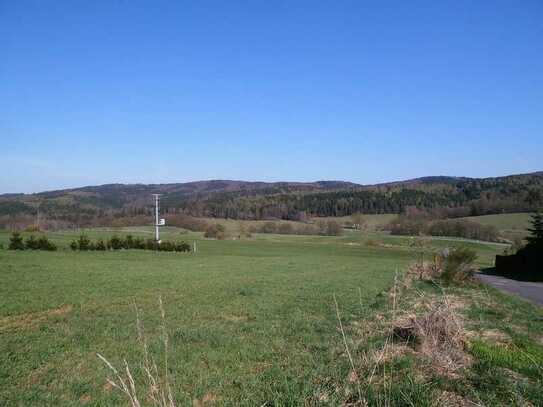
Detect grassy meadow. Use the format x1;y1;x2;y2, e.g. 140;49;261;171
0;225;514;405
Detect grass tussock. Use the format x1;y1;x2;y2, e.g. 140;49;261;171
392;297;469;376
337;261;543;406
332;274;457;406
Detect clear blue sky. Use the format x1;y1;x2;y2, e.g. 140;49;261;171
1;1;542;193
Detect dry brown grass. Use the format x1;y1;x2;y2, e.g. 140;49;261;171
479;329;512;345
436;390;475;407
0;304;72;332
334;265;478;405
222;314;249;323
403;257;443;287
192;393;219;406
392;296;470;377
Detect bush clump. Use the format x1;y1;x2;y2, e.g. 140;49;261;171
8;232;56;251
316;220;343;236
249;220;342;236
95;239;107;251
388;216;499;242
24;235;40;250
404;247;477;285
107;235;123;250
441;247;477;284
204;224;226;239
36;236;57;251
8;232;25;250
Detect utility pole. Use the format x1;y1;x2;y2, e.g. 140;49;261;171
36;202;41;231
153;194;161;243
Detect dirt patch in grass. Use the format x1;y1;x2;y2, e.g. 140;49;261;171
0;304;73;332
102;381;114;393
222;314;249;322
249;362;272;374
436;390;474;406
193;393;219;406
480;329;512;345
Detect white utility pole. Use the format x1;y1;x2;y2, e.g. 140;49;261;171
153;194;161;243
36;202;41;231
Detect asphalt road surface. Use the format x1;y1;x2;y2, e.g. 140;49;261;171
476;273;543;306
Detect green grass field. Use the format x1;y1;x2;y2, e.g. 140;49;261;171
0;228;505;405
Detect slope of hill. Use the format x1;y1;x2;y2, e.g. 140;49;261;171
0;172;541;228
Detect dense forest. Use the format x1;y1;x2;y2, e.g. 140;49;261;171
170;172;543;219
0;172;541;229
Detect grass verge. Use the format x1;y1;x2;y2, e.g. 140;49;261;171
336;268;543;406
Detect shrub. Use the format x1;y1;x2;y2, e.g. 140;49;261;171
324;220;343;236
296;224;319;235
25;235;40;250
315;220;343;236
239;222;252;238
123;234;134;249
145;239;158;250
95;239;107;251
158;241;176;252
8;232;25;250
107;235;123;250
428;219;499;242
77;235;92;251
133;237;146;249
37;236;57;251
175;241;191;252
70;240;78;251
387;216;426;236
278;223;294;235
204;224;226;239
441;247;477;284
260;222;278;234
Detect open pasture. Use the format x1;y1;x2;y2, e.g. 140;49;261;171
0;228;502;405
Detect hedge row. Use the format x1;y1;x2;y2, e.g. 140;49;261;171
387;217;500;242
70;234;191;252
8;232;57;251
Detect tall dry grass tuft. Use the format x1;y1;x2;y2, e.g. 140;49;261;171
333;271;402;406
335;265;471;405
97;296;176;407
333;293;364;404
392;295;468;375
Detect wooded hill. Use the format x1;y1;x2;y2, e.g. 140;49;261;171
1;172;542;228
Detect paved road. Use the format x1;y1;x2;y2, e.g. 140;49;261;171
476;273;543;305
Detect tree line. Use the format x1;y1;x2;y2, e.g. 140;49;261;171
1;172;541;228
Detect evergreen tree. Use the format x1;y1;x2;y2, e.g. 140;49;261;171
8;232;25;250
526;212;543;247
